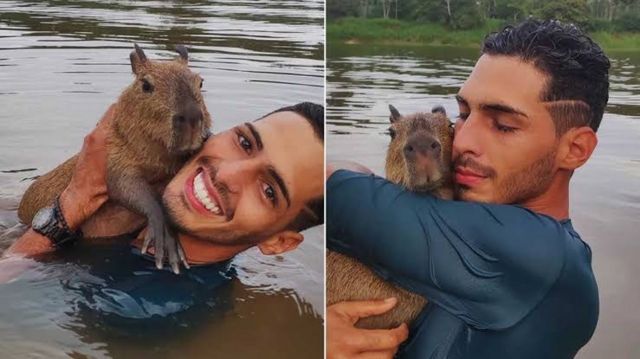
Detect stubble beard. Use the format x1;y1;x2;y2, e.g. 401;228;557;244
456;148;557;205
161;190;263;247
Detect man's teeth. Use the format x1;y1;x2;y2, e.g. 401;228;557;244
193;172;222;215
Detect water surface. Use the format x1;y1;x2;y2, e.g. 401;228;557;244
0;1;324;358
327;42;640;359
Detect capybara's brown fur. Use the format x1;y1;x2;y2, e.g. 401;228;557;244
18;44;211;267
327;105;453;329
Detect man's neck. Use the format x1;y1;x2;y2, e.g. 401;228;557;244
520;172;570;221
132;233;252;265
180;234;253;264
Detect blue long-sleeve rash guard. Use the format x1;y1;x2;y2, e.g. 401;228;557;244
327;170;598;359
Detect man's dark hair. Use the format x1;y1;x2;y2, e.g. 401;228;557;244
265;102;324;141
481;19;610;134
260;102;324;232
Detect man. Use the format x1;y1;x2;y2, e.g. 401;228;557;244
3;102;324;318
327;20;608;358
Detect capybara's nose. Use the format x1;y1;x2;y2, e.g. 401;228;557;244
404;136;441;159
174;102;203;127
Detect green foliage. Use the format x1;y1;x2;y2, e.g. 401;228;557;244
328;17;640;50
327;17;501;46
449;0;486;29
615;12;640;32
585;17;614;31
532;0;591;27
493;0;527;21
326;0;640;36
407;0;448;23
591;31;640;49
327;0;360;18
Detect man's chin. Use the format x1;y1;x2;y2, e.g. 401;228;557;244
454;186;495;203
162;193;200;236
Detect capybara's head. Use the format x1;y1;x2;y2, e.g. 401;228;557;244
385;104;453;192
118;44;211;154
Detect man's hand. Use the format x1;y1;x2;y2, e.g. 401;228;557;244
59;104;115;230
327;298;409;359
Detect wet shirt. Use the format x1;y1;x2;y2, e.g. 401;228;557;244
53;241;234;335
327;170;598;359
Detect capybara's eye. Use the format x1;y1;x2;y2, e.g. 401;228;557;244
388;127;396;139
141;79;153;93
199;79;204;89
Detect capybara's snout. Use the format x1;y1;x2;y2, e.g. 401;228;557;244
172;100;209;153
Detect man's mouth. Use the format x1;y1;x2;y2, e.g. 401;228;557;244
455;167;487;187
185;167;226;218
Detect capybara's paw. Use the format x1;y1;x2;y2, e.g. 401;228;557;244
142;220;184;274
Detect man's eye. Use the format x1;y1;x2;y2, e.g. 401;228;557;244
239;134;252;153
263;183;276;205
495;122;517;133
457;113;469;121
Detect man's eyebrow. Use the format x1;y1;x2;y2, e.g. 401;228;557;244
480;102;529;118
268;166;290;208
245;122;263;151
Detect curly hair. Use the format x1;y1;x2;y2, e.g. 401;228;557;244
482;19;610;134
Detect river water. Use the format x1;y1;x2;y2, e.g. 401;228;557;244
327;43;640;359
0;1;324;358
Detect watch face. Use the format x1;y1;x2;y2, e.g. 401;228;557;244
32;207;54;230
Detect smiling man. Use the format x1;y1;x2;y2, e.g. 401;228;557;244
6;102;324;279
327;20;609;359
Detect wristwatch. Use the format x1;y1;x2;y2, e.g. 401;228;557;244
31;196;82;248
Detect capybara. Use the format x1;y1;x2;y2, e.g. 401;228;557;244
18;44;211;273
327;104;453;329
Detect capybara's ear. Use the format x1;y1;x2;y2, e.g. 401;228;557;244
389;104;402;123
431;105;446;115
175;45;189;64
130;43;148;75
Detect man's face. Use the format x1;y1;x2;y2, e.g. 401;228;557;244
453;54;559;204
163;111;324;245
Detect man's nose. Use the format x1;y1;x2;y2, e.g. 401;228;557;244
214;159;259;193
452;115;482;157
404;135;441;159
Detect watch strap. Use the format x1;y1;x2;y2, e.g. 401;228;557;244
33;196;83;248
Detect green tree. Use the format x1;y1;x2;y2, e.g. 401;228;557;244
493;0;528;21
449;0;486;29
532;0;590;27
327;0;360;18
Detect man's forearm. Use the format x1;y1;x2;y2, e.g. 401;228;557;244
5;183;97;258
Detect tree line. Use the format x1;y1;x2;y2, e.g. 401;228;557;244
327;0;640;31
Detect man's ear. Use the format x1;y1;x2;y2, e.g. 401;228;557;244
558;126;598;170
257;231;304;255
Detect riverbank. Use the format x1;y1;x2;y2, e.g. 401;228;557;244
328;18;640;51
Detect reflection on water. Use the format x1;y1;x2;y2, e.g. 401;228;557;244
0;1;323;358
327;42;640;359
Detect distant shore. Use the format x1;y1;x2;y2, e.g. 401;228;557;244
328;18;640;51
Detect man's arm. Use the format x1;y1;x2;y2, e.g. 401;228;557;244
326;160;373;178
5;105;114;258
327;167;567;330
